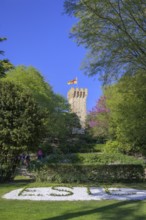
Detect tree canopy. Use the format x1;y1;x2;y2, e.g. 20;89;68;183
4;66;54;108
0;37;14;78
64;0;146;83
105;70;146;154
0;81;47;182
4;66;80;148
5;66;70;112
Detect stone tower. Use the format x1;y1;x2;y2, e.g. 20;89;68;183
67;88;88;128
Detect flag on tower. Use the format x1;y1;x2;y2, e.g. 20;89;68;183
67;77;78;85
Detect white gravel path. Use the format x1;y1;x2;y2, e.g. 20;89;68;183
2;187;146;201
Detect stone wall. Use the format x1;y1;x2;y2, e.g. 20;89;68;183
67;88;88;128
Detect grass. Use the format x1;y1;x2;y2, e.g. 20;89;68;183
74;152;144;164
1;176;146;220
41;152;143;166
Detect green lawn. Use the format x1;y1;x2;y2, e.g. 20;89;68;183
1;178;146;220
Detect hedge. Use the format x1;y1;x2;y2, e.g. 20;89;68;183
32;163;144;183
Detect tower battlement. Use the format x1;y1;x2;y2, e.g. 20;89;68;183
68;88;88;99
67;88;88;128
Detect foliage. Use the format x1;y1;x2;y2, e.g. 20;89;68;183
105;70;146;154
0;37;14;77
0;81;47;182
58;132;96;154
61;130;101;154
4;66;80;149
104;140;131;154
4;66;54;109
31;152;143;166
31;163;144;183
93;144;106;152
48;112;81;145
0;37;6;55
64;0;146;83
87;96;110;140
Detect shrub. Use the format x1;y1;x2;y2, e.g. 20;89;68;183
104;140;132;154
93;144;105;152
32;163;144;183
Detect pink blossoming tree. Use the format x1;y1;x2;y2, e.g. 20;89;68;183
87;96;110;141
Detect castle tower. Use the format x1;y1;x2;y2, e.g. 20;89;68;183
67;88;88;128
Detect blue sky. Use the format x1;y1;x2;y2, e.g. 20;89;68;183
0;0;102;111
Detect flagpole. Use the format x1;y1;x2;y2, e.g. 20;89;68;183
75;77;78;88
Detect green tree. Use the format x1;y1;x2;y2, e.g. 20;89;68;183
5;66;70;114
0;81;47;182
105;70;146;154
4;66;79;150
0;37;14;77
48;95;80;140
64;0;146;83
4;66;54;109
0;37;7;55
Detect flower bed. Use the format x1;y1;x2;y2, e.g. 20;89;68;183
3;187;146;201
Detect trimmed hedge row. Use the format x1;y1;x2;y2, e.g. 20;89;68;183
0;163;16;183
32;163;144;183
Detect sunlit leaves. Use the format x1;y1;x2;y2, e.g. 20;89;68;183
64;0;146;83
105;70;146;153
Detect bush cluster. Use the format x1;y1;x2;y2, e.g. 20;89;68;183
31;163;144;183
